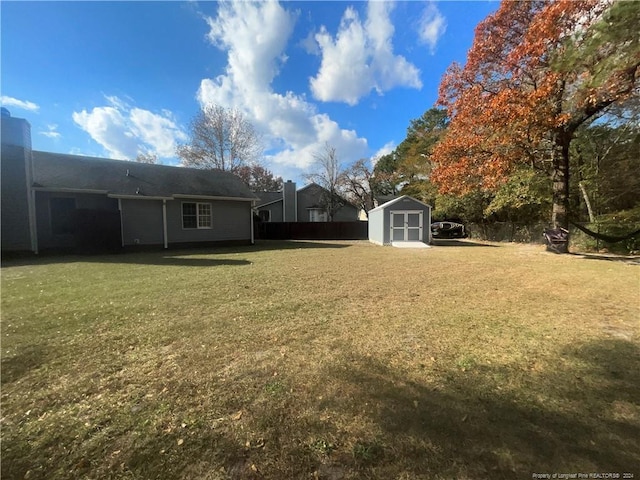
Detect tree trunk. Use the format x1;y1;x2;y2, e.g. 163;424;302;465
550;134;571;253
551;135;570;229
578;181;595;223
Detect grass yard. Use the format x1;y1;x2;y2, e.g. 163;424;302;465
1;240;639;480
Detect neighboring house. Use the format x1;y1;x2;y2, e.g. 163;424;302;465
254;181;359;223
358;193;399;220
368;195;432;245
1;112;257;254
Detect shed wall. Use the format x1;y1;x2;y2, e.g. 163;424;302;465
368;208;385;245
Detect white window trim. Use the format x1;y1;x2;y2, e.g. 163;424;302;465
182;201;212;230
308;208;327;222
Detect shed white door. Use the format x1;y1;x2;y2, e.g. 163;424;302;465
390;211;423;242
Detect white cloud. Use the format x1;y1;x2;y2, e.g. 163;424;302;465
372;141;396;166
1;96;40;112
198;1;368;175
72;96;187;160
417;2;447;53
39;124;61;139
309;2;422;106
130;108;186;157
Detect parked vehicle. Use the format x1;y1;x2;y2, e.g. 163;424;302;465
431;221;468;239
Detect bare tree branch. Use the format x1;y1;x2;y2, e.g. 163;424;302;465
177;104;262;172
304;143;346;222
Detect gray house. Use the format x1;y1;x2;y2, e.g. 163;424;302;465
1;112;257;254
368;195;432;245
254;181;359;223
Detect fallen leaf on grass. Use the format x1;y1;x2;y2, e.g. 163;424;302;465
231;410;243;421
177;438;184;446
246;438;265;449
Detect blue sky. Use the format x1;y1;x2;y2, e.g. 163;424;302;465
1;1;497;183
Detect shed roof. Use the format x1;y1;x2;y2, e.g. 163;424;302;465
368;195;431;213
31;151;257;200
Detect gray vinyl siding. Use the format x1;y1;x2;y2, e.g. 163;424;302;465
258;202;283;222
36;191;119;249
296;184;359;222
120;199;164;246
331;203;359;222
166;199;251;244
0;145;32;251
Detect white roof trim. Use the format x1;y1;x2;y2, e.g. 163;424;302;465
108;194;173;201
369;195;432;213
172;194;256;202
32;187;110;195
255;198;283;208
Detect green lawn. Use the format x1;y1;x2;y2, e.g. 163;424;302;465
1;240;639;479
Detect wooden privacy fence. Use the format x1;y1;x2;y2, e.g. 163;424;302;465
255;221;368;240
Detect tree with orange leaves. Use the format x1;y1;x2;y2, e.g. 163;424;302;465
432;0;639;245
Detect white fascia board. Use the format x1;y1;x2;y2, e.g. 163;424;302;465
256;198;283;208
172;194;256;202
32;187;110;195
369;195;432;213
108;194;173;200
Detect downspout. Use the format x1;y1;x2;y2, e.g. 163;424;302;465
25;148;38;254
118;199;125;247
29;188;38;254
162;200;168;249
250;201;255;245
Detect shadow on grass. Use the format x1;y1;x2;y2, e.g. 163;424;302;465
1;345;51;385
1;240;351;268
431;239;499;247
569;252;640;265
3;338;637;479
322;338;640;478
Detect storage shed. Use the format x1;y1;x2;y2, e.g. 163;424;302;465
368;195;432;246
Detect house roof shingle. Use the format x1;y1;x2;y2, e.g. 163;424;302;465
31;151;257;200
253;191;283;207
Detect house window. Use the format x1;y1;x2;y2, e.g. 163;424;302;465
50;197;76;234
258;210;271;222
308;208;327;222
182;202;212;229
